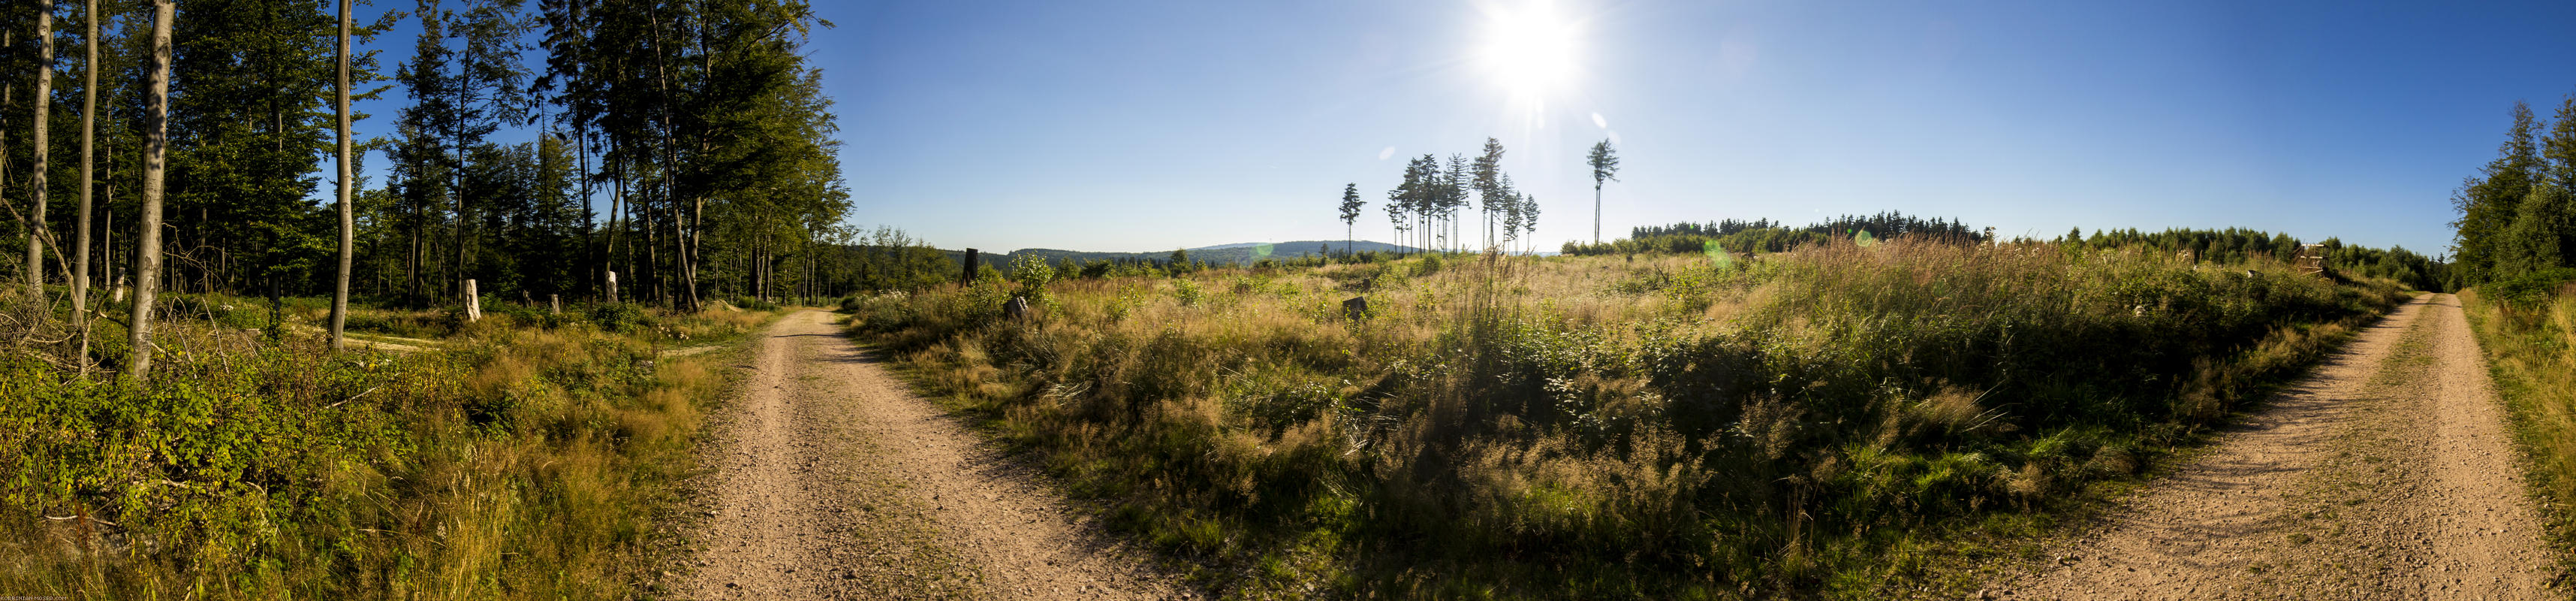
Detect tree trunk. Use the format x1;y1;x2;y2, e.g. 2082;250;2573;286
29;1;56;304
74;0;98;373
129;0;172;381
330;0;353;350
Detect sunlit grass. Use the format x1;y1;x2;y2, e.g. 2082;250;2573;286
847;239;2406;599
0;290;775;599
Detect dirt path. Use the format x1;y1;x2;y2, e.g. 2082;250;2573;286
2000;294;2556;599
675;310;1187;600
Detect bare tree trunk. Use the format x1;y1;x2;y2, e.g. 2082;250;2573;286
74;0;97;375
29;2;56;305
330;0;353;349
129;0;171;381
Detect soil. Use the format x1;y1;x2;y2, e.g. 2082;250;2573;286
673;310;1189;599
1996;294;2558;599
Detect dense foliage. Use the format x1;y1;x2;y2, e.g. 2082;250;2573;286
2452;98;2576;288
0;0;851;313
845;242;2405;598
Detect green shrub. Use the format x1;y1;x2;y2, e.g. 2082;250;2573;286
588;302;651;334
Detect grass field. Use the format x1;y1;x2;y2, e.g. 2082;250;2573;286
846;238;2408;599
0;291;773;599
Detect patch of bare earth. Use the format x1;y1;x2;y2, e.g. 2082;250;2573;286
1995;294;2559;599
673;310;1189;599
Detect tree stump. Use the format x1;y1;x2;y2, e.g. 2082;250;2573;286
1002;295;1030;320
465;279;482;322
550;294;561;315
1342;296;1369;321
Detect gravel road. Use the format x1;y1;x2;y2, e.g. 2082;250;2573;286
1999;294;2556;599
675;310;1187;599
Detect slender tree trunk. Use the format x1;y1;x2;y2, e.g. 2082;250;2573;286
29;2;56;304
130;0;171;381
74;0;97;374
330;0;353;349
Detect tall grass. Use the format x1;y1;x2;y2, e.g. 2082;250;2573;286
846;239;2406;598
0;290;769;599
2462;280;2576;577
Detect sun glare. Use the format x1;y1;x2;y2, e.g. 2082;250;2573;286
1478;2;1578;99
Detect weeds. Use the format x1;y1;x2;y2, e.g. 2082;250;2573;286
845;240;2405;599
2463;282;2576;581
0;290;772;599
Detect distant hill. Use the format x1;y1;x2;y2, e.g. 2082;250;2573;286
1000;240;1424;266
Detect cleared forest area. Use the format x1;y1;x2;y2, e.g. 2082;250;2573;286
844;234;2415;598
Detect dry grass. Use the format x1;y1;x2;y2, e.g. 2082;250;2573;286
2463;285;2576;576
0;289;775;599
847;239;2406;599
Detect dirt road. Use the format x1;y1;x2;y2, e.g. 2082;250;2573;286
676;310;1186;599
2002;294;2556;599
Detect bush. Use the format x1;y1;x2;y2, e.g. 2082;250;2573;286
589;301;651;334
2484;267;2576;310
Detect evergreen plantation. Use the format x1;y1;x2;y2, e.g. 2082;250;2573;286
0;0;854;316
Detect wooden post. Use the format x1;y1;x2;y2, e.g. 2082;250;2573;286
550;294;560;315
464;279;481;322
963;249;979;284
605;270;619;304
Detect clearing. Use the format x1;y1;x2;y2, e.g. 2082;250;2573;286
1997;294;2558;599
673;310;1188;599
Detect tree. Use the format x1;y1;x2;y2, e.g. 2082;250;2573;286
1336;183;1362;255
27;0;54;304
1472;137;1505;249
330;0;352;349
1443;153;1469;252
73;0;98;345
130;0;172;380
1519;193;1538;252
2452;102;2541;284
1586;138;1618;243
2499;183;2571;277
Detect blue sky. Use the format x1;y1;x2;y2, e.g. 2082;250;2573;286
357;0;2576;255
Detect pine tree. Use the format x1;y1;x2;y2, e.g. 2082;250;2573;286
2453;102;2543;284
1336;183;1362;255
1472;137;1505;249
1586;139;1618;243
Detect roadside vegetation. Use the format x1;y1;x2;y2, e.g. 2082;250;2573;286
2463;270;2576;575
846;234;2410;598
0;290;773;599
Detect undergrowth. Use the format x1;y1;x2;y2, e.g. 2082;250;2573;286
844;239;2407;599
0;290;773;599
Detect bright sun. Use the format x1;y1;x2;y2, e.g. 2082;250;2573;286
1478;3;1578;98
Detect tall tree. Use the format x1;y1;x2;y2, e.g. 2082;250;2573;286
1336;183;1362;255
130;0;171;380
330;0;351;349
1471;137;1505;249
73;0;96;334
1520;193;1539;253
27;0;54;303
1586;138;1618;244
2452;102;2541;283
